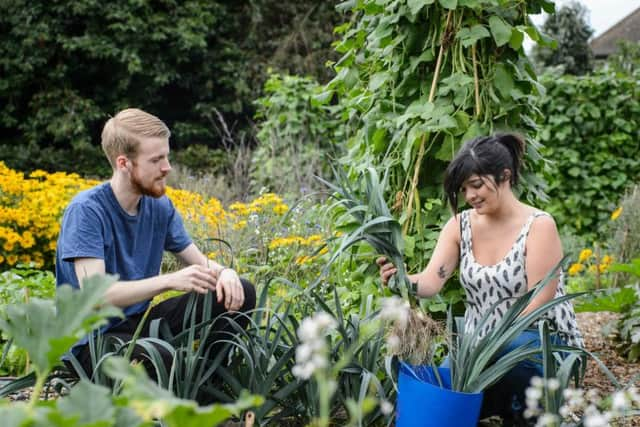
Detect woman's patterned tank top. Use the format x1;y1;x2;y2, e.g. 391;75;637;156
459;209;584;348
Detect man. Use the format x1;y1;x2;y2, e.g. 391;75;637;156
55;108;255;379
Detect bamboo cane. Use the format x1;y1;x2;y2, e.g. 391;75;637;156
403;10;454;234
472;44;481;118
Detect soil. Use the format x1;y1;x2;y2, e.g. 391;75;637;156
577;311;640;426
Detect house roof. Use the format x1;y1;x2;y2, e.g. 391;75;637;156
590;7;640;58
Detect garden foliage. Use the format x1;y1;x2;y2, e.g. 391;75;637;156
0;275;262;427
323;0;554;265
0;0;341;176
538;70;640;240
609;186;640;265
609;259;640;362
252;74;342;197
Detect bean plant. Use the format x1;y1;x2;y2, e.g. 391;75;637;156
324;0;555;266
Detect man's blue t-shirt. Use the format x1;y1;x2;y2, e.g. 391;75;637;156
56;182;191;324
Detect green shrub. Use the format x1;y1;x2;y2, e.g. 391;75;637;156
0;0;342;174
0;143;110;178
538;70;640;240
252;74;341;197
172;145;229;176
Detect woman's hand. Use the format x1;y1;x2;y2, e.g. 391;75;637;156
376;256;398;286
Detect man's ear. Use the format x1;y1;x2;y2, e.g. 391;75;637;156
115;155;129;171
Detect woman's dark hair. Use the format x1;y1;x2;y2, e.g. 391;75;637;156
443;133;525;212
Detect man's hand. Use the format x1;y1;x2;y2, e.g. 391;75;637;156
168;265;217;294
376;256;398;286
215;268;245;311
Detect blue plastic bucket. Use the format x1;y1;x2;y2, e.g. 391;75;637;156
396;362;483;427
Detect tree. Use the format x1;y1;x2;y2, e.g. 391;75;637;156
533;1;594;75
0;0;341;175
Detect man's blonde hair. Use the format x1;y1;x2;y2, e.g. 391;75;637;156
101;108;171;169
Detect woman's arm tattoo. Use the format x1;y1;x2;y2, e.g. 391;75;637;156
438;265;447;279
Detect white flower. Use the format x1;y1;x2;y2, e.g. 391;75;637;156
292;312;337;380
380;399;394;415
547;378;560;391
311;353;329;370
584;412;609;427
298;317;321;342
586;389;600;403
298;312;336;342
535;413;559;427
526;387;543;401
563;388;585;409
612;391;628;412
530;376;543;388
292;362;315;380
296;343;313;362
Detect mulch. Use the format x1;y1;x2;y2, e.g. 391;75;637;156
577;311;640;426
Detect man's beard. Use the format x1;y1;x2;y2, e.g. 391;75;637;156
130;166;166;198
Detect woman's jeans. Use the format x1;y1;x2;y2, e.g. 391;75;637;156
440;329;565;425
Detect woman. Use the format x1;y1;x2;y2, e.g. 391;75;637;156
378;133;583;424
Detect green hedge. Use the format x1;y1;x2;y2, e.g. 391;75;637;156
538;70;640;240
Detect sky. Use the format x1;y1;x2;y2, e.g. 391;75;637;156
526;0;640;49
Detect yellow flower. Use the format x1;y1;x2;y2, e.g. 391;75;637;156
272;203;289;215
303;234;323;246
7;254;17;265
232;220;247;230
611;206;623;220
568;263;584;276
578;249;593;263
601;255;613;265
274;287;288;298
295;255;310;265
598;264;608;274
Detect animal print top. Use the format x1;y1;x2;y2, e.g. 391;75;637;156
459;210;584;348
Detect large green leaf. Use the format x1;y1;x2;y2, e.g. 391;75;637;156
57;380;116;426
574;286;637;313
407;0;436;15
493;63;515;99
456;25;490;47
488;16;512;47
438;0;457;9
0;275;121;373
103;357;264;427
0;403;29;427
